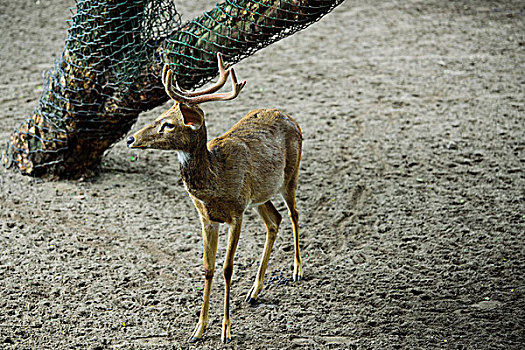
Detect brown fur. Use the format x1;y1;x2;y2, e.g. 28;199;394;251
128;62;303;343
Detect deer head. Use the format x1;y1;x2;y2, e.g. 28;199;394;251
127;53;246;151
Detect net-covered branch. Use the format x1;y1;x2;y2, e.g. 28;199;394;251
163;0;345;89
3;0;344;178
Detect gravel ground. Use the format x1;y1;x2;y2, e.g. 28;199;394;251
1;0;524;349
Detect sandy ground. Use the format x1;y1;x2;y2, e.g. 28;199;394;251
1;0;524;349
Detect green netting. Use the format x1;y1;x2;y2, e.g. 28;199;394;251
3;0;344;178
163;0;345;89
3;0;181;177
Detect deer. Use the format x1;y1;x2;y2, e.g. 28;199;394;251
126;53;303;343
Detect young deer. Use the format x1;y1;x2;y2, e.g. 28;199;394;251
127;53;303;343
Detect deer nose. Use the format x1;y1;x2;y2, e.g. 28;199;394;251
127;136;135;147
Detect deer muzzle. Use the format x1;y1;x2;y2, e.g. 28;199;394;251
127;136;136;148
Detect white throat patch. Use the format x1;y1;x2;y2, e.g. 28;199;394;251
176;151;191;166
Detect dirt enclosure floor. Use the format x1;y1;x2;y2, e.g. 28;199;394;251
1;0;524;349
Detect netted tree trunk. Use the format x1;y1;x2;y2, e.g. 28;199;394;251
2;0;179;177
3;0;344;178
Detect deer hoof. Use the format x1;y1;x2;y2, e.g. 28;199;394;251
245;297;258;306
221;335;232;344
188;336;202;343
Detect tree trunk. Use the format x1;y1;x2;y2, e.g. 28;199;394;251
3;0;344;178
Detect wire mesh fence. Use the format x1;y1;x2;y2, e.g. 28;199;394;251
3;0;344;178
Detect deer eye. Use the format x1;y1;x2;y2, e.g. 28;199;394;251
160;121;176;132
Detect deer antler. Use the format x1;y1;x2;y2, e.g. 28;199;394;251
163;53;246;106
175;53;231;97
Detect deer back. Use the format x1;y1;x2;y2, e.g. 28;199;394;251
205;108;302;207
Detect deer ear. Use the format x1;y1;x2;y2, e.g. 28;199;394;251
179;104;204;130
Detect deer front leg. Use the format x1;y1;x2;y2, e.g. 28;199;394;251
222;216;242;343
189;220;219;342
246;201;282;304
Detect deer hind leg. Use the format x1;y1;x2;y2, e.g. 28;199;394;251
245;201;282;305
189;220;219;342
281;171;303;282
221;216;242;343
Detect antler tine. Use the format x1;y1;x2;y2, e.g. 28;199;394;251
162;64;194;105
225;67;247;99
161;54;245;106
188;66;246;105
175;53;231;97
162;64;169;90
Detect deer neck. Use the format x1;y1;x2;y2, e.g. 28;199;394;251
178;127;215;195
